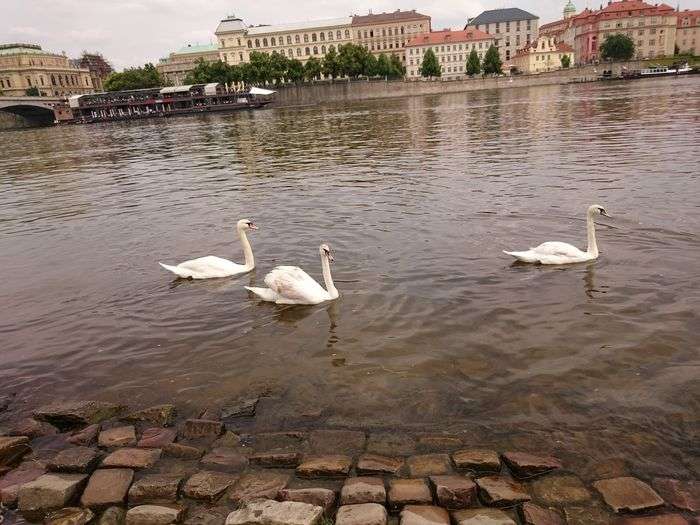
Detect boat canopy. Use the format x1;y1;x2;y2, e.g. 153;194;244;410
204;83;224;95
68;94;84;108
249;87;276;96
160;85;198;94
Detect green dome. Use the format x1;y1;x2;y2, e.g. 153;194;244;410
563;0;576;15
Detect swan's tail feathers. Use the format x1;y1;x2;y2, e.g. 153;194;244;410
503;250;540;263
159;262;192;279
244;286;279;302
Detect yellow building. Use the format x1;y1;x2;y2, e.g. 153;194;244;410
352;10;432;65
157;44;220;86
676;9;699;55
512;35;575;73
0;43;93;97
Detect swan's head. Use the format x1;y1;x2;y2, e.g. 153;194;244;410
319;243;334;263
237;218;258;231
589;204;610;218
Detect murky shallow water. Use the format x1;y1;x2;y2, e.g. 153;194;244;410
1;77;699;478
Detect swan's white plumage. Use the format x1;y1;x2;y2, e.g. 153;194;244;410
246;244;339;305
504;205;609;265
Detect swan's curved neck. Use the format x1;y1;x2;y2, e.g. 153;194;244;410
321;255;339;299
238;228;254;269
586;212;599;258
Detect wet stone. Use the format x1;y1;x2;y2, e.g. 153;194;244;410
335;503;387;525
100;506;127;525
249;451;301;468
99;426;137;448
562;501;615;525
278;488;336;513
200;448;248;472
452;450;501;473
366;433;417;456
45;507;95;525
227;471;290;504
418;436;464;452
128;474;182;504
0;436;31;467
340;477;386;505
198;406;222;421
651;477;699;512
102;448;161;469
388;479;432;510
615;514;690;525
246;431;305;451
9;418;58;439
0;462;45;506
529;474;592;505
297;455;352;478
308;430;366;456
501;452;562;479
163;443;204;460
400;505;450;525
475;476;531;507
519;503;565;525
17;473;88;520
211;431;241;450
81;468;134;510
48;447;101;473
357;454;404;476
581;458;629;481
225;499;323;525
451;508;517;525
124;405;177;427
221;398;258;419
406;454;452;477
126;505;184;525
182;419;223;440
183;506;229;525
139;428;177;448
34;401;125;430
67;425;100;447
592;476;664;514
182;471;237;502
429;475;477;509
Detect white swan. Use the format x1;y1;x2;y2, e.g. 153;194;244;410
504;204;610;265
159;219;258;279
245;244;339;305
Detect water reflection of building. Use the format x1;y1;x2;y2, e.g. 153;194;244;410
0;43;94;97
157;44;220;86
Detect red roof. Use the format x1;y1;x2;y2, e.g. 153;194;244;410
352;10;430;26
677;9;700;27
406;28;493;47
572;0;675;26
515;38;574;57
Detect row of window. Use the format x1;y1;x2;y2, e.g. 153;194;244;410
408;64;467;75
248;30;351;48
409;41;491;55
355;25;410;39
474;19;533;34
0;73;89;89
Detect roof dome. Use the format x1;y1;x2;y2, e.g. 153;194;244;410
563;0;576;17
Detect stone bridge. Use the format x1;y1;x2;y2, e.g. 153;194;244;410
0;96;67;126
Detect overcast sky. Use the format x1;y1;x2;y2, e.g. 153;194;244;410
3;0;699;70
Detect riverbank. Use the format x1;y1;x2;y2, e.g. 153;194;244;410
1;398;697;524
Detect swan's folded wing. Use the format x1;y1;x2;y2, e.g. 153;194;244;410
178;256;240;273
264;266;326;303
532;242;584;257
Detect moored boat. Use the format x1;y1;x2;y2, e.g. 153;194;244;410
622;62;693;79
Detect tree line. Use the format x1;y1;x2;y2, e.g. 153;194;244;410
418;45;504;78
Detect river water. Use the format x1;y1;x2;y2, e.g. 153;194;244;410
1;77;699;478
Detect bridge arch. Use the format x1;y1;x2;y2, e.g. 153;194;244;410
0;97;64;126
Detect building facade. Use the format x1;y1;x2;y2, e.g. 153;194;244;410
676;9;699;55
0;43;93;97
466;8;539;63
512;35;575;73
572;1;677;64
540;1;578;47
405;29;495;79
73;53;113;92
352;10;431;64
157;44;220;86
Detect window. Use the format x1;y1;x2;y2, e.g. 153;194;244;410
263;38;268;46
527;20;531;30
320;32;325;41
247;40;252;48
345;30;350;38
639;29;644;35
312;33;317;42
401;26;405;34
496;22;500;33
297;48;302;56
382;29;386;36
506;22;510;32
304;34;308;43
517;20;521;31
337;30;342;39
238;38;241;46
305;47;310;55
649;39;655;45
288;49;294;57
239;52;244;61
295;34;300;43
313;46;318;54
321;45;326;53
255;39;260;47
271;37;276;46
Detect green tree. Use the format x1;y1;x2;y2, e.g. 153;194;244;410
363;53;378;77
104;63;166;91
466;49;481;76
337;43;375;78
25;86;40;96
419;49;441;78
269;52;289;84
376;53;392;77
599;34;635;61
322;47;341;79
286;59;305;83
482;45;503;75
389;54;405;78
304;57;323;81
560;54;571;69
248;51;273;84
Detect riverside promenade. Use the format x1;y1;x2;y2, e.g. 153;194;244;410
0;399;697;524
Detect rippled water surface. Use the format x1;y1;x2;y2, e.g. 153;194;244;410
1;77;699;477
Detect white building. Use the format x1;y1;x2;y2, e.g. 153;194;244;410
466;8;539;63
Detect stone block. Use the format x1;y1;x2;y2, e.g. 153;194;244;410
200;448;248;471
340;477;386;505
102;448;161;469
357;454;404;476
100;506;127;525
277;488;335;513
163;443;204;460
67;424;100;446
124;405;177;427
126;505;184;525
49;447;101;473
366;433;416;456
429;475;477;509
452;450;501;473
593;477;664;514
451;508;516;525
99;426;137;448
296;455;352;478
17;473;87;520
308;430;366;456
138;428;177;448
406;454;452;477
651;477;699;513
45;507;95;525
34;401;125;429
128;474;182;504
227;471;290;503
81;468;134;509
182;471;237;502
0;436;31;467
388;479;432;510
400;505;449;525
475;476;530;506
249;451;301;468
225;499;323;525
520;503;565;525
335;503;387;525
182;419;223;440
0;462;45;506
530;474;592;506
501;452;561;479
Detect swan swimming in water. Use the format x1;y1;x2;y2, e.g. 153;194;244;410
159;219;258;279
245;244;339;305
503;204;610;265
